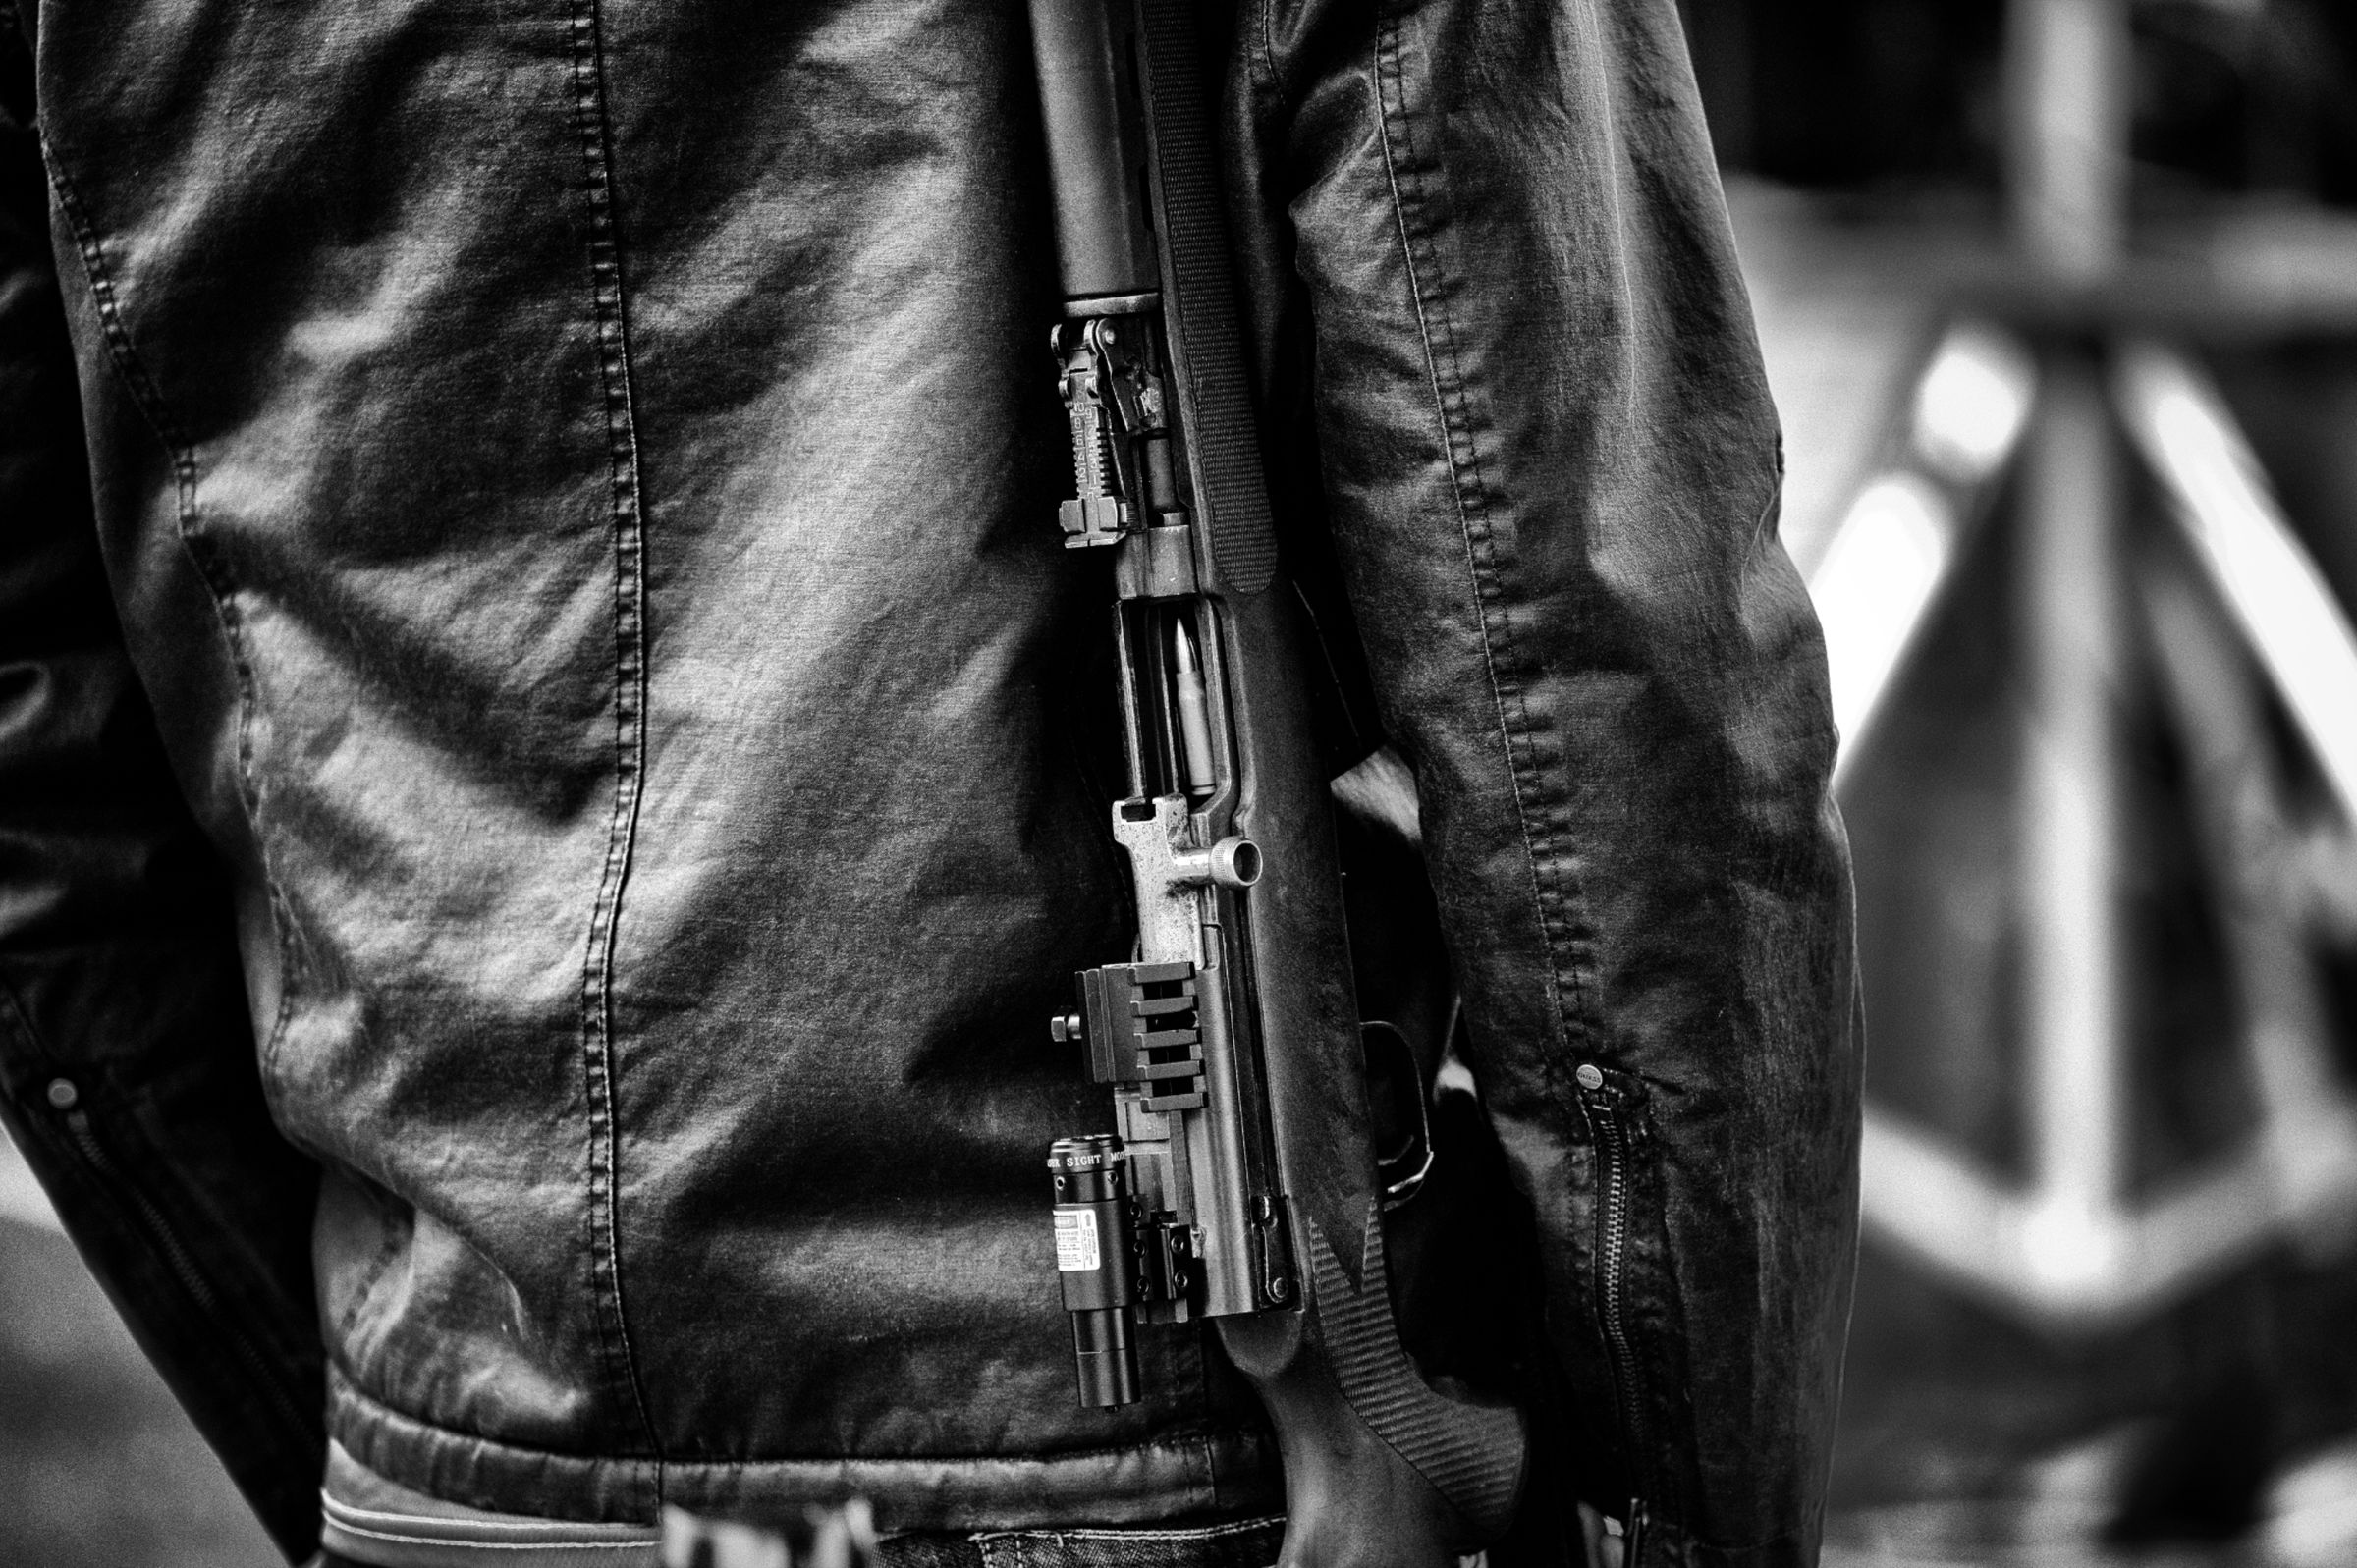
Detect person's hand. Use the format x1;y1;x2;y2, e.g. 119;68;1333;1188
1576;1502;1627;1568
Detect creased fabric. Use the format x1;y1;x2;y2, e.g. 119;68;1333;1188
0;1;1857;1563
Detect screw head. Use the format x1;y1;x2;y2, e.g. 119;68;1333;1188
1575;1062;1605;1092
45;1078;78;1110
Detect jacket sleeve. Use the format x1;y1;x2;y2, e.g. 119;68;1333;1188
1227;2;1862;1562
0;14;325;1559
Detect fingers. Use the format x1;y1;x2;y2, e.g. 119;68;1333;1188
1576;1501;1627;1568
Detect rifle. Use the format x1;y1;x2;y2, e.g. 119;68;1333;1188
1027;3;1529;1561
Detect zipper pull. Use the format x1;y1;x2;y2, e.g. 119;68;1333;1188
1620;1498;1648;1568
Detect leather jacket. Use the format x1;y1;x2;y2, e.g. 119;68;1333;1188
0;0;1861;1563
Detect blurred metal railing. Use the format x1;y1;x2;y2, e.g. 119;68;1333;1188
1809;0;2357;1328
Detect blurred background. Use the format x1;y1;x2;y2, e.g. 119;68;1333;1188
1704;0;2357;1563
5;0;2357;1564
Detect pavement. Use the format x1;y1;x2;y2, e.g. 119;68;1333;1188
0;1159;278;1568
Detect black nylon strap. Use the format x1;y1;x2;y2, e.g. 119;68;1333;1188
1134;0;1280;597
1308;1206;1526;1541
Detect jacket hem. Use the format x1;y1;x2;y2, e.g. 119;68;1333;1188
329;1368;1286;1533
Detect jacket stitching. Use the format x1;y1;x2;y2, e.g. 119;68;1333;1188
1255;0;1288;128
1367;9;1597;1072
1371;1;1690;1533
39;146;303;1081
565;0;662;1483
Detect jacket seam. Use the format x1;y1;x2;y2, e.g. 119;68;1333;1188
38;144;302;1080
1367;9;1597;1068
565;0;661;1483
1371;3;1695;1536
1254;0;1288;129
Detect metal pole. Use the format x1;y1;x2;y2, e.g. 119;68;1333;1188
2016;357;2126;1289
2007;0;2129;281
2005;0;2132;1292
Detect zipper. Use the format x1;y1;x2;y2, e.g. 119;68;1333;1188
1579;1064;1651;1565
47;1079;319;1446
1618;1497;1650;1568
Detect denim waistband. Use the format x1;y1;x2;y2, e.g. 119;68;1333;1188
876;1519;1283;1568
